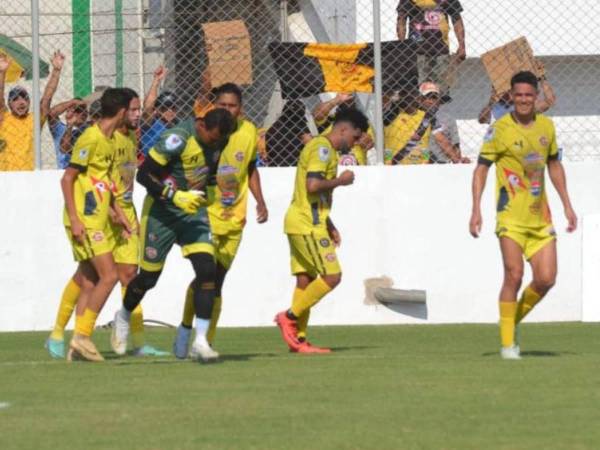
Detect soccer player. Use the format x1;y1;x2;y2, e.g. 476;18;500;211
60;88;131;361
274;108;369;353
173;82;269;357
469;71;577;360
110;108;235;363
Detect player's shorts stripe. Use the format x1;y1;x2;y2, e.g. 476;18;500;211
302;235;321;274
308;234;327;275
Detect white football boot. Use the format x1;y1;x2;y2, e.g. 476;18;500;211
500;345;521;360
111;309;130;356
190;340;219;363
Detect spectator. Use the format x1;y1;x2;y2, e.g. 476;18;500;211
47;98;88;168
383;81;466;164
396;0;465;95
140;65;177;156
0;51;65;171
478;65;556;124
311;93;374;166
264;99;311;167
58;98;102;162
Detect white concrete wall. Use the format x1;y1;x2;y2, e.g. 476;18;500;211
1;164;599;332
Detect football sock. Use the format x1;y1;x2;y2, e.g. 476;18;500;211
127;285;145;349
515;285;543;324
290;278;332;318
50;278;80;340
195;318;210;346
74;308;99;337
207;296;222;345
499;301;517;348
182;283;195;328
292;288;309;340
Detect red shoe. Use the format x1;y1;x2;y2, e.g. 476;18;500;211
274;311;301;351
296;341;332;354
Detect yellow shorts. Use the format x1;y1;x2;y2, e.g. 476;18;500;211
213;230;242;270
111;223;140;265
65;225;115;262
288;230;341;277
496;223;556;260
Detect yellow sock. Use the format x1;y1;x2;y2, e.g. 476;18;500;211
74;308;99;337
50;278;81;340
290;278;332;318
292;288;309;340
499;301;517;348
207;296;222;345
515;286;543;324
125;286;145;348
182;283;195;328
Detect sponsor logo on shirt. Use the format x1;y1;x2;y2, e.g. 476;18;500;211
79;148;88;159
235;151;244;162
145;247;158;259
339;154;358;166
92;231;104;242
325;253;336;262
539;136;549;146
165;134;183;151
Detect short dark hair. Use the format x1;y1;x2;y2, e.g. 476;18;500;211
213;83;243;104
120;87;139;102
333;108;369;133
100;88;130;118
204;107;236;137
511;71;538;90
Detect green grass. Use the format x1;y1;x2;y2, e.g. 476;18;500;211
1;323;599;450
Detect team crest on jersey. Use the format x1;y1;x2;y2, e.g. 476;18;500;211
165;134;183;151
145;247;158;259
92;231;104;242
235;151;244;162
318;146;330;162
339;154;358;166
319;239;330;248
325;253;336;262
539;136;549;146
483;127;495;142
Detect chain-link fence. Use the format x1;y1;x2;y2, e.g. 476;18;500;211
1;0;599;170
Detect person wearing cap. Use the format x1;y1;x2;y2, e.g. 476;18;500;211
418;81;470;163
0;51;65;171
396;0;465;96
47;98;88;169
139;65;178;156
383;81;465;164
58;98;102;160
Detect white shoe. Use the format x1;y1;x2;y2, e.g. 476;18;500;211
190;340;219;363
173;325;192;359
111;309;130;356
500;345;521;360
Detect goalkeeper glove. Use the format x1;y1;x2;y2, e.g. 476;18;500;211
172;190;205;215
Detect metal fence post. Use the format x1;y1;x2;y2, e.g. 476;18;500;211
372;0;384;165
31;0;41;170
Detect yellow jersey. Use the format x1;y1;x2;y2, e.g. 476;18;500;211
384;109;438;165
112;129;138;225
209;118;258;235
63;124;116;229
0;111;34;171
284;135;338;235
479;113;559;228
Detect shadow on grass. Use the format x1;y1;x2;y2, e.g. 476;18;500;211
481;350;574;358
329;346;377;352
220;352;278;362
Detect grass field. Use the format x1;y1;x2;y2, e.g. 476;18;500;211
1;323;599;450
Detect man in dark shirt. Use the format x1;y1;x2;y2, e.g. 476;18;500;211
396;0;466;95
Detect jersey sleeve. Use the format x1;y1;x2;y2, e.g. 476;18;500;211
478;124;501;166
306;140;334;175
446;0;464;19
69;130;98;170
149;128;189;166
